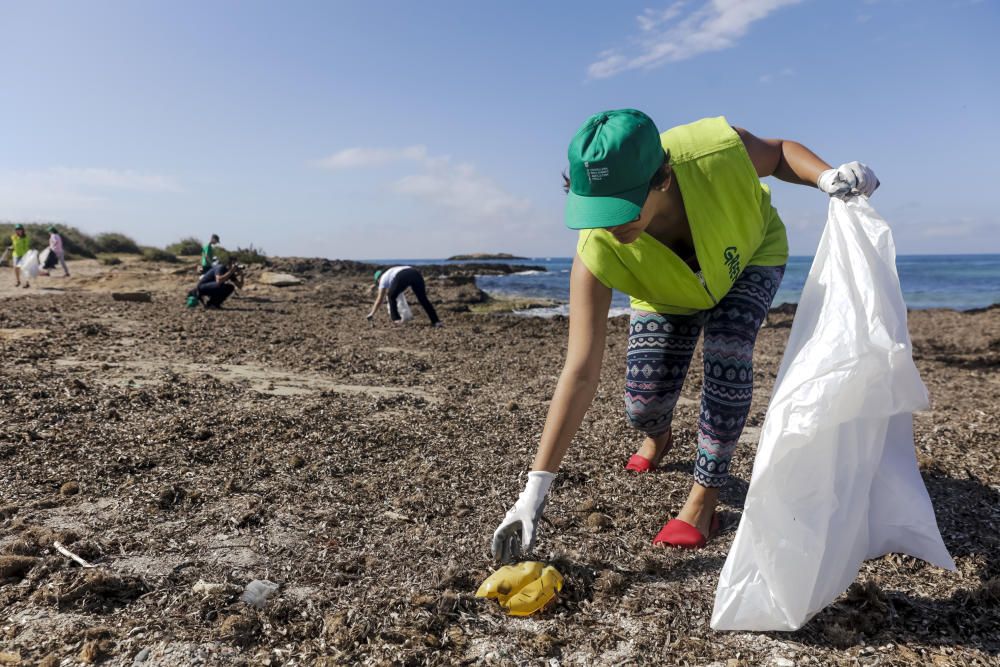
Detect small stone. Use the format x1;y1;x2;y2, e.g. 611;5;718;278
133;648;151;664
506;401;519;412
192;580;229;595
574;499;598;513
60;481;80;496
258;272;303;287
595;569;626;594
586;512;611;530
79;639;109;664
772;658;794;667
288;455;306;469
111;291;153;303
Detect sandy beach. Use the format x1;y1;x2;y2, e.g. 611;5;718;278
1;257;997;665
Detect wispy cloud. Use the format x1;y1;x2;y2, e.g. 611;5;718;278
313;145;428;169
0;167;181;216
314;146;530;222
392;159;529;219
44;167;181;193
587;0;803;79
759;66;795;84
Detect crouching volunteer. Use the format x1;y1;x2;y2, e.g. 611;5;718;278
367;265;442;327
191;262;244;309
492;110;879;560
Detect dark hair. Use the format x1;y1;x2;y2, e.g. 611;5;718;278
563;150;671;194
211;234;220;242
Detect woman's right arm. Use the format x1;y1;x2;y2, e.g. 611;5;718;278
367;288;386;319
491;255;612;561
531;255;612;471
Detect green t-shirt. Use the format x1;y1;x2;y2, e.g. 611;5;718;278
577;116;788;314
201;243;215;268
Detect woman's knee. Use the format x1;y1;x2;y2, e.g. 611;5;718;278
624;391;677;435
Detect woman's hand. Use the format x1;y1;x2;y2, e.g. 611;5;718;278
817;162;880;198
492;471;556;563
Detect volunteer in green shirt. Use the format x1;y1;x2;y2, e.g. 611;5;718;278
9;224;32;288
492;110;879;561
201;234;220;272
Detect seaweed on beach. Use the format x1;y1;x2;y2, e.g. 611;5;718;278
0;258;997;665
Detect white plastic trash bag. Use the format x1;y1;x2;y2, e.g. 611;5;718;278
19;250;41;280
711;197;955;632
387;293;414;322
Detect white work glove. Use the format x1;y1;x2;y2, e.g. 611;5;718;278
491;471;556;564
817;161;880;198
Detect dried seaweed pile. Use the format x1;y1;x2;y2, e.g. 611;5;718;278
0;271;997;665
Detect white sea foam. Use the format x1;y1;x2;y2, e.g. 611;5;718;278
512;305;631;319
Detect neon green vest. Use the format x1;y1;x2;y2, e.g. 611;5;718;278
577;116;788;314
10;235;30;258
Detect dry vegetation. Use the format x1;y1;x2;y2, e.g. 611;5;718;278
0;258;997;665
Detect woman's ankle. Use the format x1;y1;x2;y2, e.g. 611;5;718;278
677;484;720;530
637;428;672;459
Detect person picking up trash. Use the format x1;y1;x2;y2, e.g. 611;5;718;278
8;224;33;288
46;225;70;277
492;110;879;561
367;265;443;327
190;261;244;309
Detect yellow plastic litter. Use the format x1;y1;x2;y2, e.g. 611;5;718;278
475;561;543;605
505;565;563;616
476;562;563;616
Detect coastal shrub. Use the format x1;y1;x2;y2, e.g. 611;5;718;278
98;255;122;266
166;237;202;256
140;246;179;263
94;232;141;254
225;244;268;265
0;222;98;259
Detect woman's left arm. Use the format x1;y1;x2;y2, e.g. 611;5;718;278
733;126;831;187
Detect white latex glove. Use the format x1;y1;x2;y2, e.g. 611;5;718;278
491;471;556;564
817;161;880;198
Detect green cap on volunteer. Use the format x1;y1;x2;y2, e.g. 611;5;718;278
373;270;383;284
564;109;665;230
14;223;24;230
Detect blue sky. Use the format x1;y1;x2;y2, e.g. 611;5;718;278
1;0;997;258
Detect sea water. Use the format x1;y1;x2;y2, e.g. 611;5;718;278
369;255;1000;317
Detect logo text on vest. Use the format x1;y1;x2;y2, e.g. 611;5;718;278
724;246;741;281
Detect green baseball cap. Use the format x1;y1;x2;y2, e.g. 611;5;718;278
373;270;383;283
46;225;57;232
13;223;24;231
564;109;665;230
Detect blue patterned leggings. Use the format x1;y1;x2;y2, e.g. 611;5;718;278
624;265;785;487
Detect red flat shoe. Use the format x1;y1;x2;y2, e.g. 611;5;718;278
625;431;673;473
625;453;656;472
652;513;721;549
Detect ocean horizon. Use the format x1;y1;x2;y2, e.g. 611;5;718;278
366;254;1000;316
